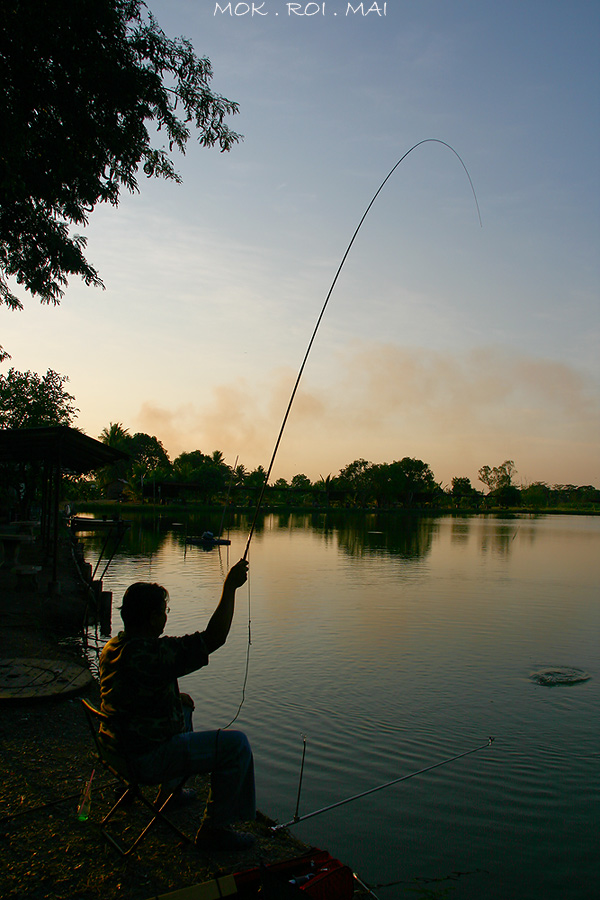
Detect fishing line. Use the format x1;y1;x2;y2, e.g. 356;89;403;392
220;565;252;730
243;138;481;561
225;140;480;727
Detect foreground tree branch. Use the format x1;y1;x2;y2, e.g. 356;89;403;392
0;0;241;321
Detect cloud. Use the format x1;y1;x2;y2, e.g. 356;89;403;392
136;366;327;464
133;342;599;486
336;342;599;431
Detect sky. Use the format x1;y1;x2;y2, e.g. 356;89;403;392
2;0;599;488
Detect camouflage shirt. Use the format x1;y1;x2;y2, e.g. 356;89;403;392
99;630;209;757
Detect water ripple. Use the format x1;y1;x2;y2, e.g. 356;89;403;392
530;666;591;687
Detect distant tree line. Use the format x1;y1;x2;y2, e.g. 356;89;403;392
0;369;598;515
88;428;599;512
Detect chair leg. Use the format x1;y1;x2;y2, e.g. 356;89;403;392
100;781;192;857
136;786;193;844
103;785;137;821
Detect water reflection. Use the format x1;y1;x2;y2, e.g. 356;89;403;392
450;520;470;544
478;521;518;555
446;516;524;555
81;509;443;564
79;510;538;572
335;513;436;559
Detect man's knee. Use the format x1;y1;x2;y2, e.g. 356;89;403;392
219;729;252;764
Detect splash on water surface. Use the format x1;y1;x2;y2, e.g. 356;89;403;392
530;666;591;687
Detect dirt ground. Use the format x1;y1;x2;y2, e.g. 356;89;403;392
0;530;368;899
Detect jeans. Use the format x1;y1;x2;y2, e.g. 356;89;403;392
130;707;256;827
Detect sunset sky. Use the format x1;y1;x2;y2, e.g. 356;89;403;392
2;0;599;488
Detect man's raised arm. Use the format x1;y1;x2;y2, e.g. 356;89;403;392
203;558;249;653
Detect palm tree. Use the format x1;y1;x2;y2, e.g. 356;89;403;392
97;423;131;493
100;422;130;449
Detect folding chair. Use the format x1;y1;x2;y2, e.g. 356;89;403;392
80;698;192;856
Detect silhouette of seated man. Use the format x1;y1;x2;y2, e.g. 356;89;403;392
98;558;256;851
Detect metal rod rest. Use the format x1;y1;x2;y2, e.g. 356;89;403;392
293;734;308;823
272;738;495;830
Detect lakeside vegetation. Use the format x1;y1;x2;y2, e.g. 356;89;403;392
70;454;600;514
64;424;597;514
1;370;598;518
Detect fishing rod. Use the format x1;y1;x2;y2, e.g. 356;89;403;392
272;737;495;830
242;139;481;561
224;141;480;726
92;520;129;581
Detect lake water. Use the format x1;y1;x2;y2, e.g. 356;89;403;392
80;511;599;899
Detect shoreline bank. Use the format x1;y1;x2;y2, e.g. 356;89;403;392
74;499;600;517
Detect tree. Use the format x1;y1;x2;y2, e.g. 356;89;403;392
124;432;171;500
129;432;170;473
0;367;78;428
450;476;482;508
521;481;550;509
97;427;170;498
290;473;312;490
0;367;79;517
497;460;517;488
173;450;210;481
451;476;473;497
0;0;241;335
574;485;600;507
385;457;437;507
233;462;247;486
100;422;131;451
493;484;521;508
479;460;519;508
97;422;132;491
478;460;517;492
172;449;228;504
244;466;268;489
337;458;373;505
315;473;335;507
478;465;494;492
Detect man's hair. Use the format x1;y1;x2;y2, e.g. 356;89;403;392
120;582;169;629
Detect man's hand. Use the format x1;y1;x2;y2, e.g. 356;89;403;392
204;559;249;653
225;558;249;590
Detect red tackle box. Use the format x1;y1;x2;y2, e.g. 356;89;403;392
235;848;355;899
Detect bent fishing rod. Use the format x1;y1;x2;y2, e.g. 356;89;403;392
224;141;480;728
242;139;481;561
272;737;495;831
